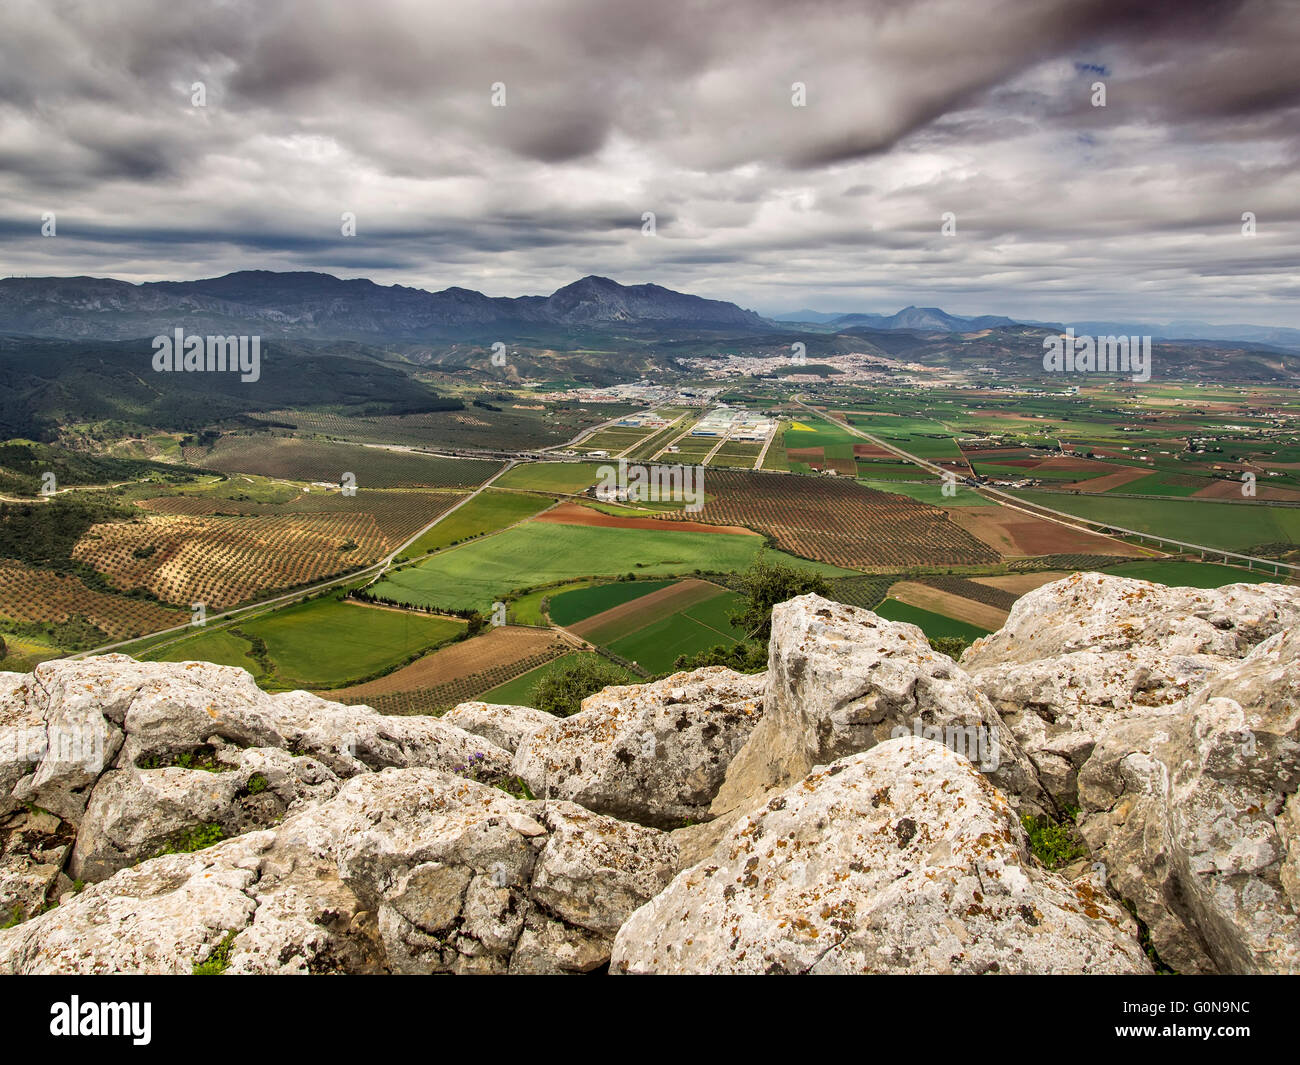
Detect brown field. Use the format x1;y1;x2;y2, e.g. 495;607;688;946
888;580;1009;632
534;501;758;536
570;579;722;643
787;447;826;465
659;469;998;569
1192;480;1300;502
1033;455;1123;474
852;443;896;460
945;506;1147;558
1073;467;1153;493
972;571;1072;595
73;512;391;610
326;626;568;714
0;560;187;640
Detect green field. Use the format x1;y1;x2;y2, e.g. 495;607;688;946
369;521;849;612
146;597;465;689
873;598;991;641
1012;491;1300;553
477;652;637;707
493;462;604;494
150;628;265;677
547;579;676;626
398;490;554;559
860;479;990;507
1101;560;1284;588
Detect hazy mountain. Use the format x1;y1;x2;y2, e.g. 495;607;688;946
1033;319;1300;353
0;271;768;341
774;306;1020;332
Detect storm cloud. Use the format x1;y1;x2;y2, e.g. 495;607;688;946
0;0;1296;324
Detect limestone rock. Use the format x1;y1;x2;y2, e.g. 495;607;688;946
1078;628;1300;973
962;572;1300;671
710;595;1044;820
328;768;679;973
70;745;341;882
0;806;74;921
612;738;1152;974
442;701;557;755
513;667;765;829
265;690;513;781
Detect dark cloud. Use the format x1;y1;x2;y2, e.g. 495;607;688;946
0;0;1295;325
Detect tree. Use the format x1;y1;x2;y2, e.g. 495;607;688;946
728;552;831;642
532;656;628;717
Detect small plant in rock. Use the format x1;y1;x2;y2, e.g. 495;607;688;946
495;775;535;800
1020;807;1087;869
451;751;490;782
157;821;225;857
244;772;269;795
192;930;238;975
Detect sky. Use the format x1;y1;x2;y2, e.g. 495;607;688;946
1;0;1297;325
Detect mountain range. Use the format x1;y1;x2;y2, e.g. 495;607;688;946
0;272;766;342
2;271;1295;357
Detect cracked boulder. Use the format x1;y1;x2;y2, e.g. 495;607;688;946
1078;627;1300;974
512;667;765;829
70;744;342;882
963;573;1300;810
0;767;678;975
611;737;1151;974
330;768;679;973
442;702;558;755
709;595;1044;821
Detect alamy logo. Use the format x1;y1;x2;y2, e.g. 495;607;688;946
1042;329;1151;383
50;997;151;1045
595;460;703;513
152;329;261;383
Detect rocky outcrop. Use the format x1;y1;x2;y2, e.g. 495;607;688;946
1;572;1297;975
512;667;765;829
612;738;1151;974
0;656;512;904
962;573;1300;811
0;768;677;974
710;596;1045;820
442;701;557;755
1078;627;1300;974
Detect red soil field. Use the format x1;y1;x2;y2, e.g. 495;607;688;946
946;506;1147;558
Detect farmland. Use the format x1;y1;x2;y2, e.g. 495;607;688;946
478;651;639;709
873;598;992;641
73;511;392;611
143;596;467;690
326;625;571;714
397;490;556;559
660;468;999;569
1009;490;1300;554
6;373;1297;690
0;560;186;644
198;433;504;488
557;578;747;672
366;518;847;613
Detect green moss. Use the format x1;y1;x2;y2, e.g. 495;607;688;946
157;822;225;856
1020;808;1087;869
192;930;238;975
